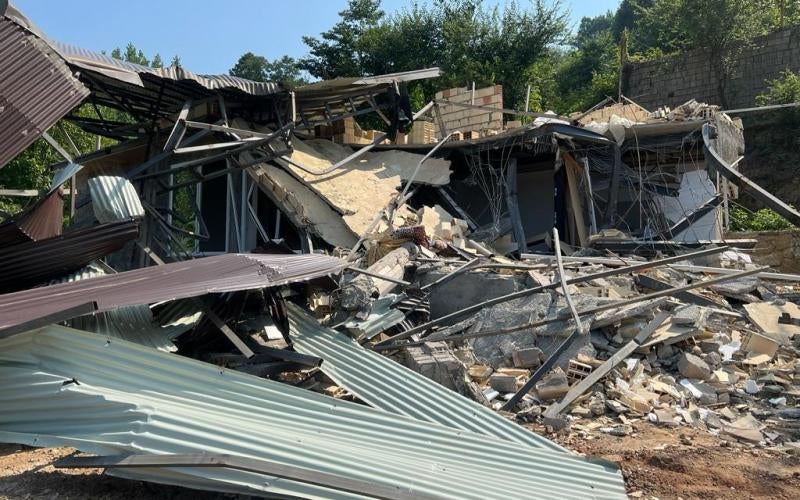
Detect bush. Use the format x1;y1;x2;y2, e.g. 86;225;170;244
729;206;794;232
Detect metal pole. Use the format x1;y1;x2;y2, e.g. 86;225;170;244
373;245;728;349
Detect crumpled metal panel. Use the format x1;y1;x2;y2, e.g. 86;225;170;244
0;253;346;331
287;304;568;453
0;162;83;247
51;262;183;352
88;176;144;223
0;17;89;169
53;41;281;96
0;218;139;293
0;326;627;499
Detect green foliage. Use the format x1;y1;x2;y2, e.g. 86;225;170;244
300;0;568;112
301;0;385;80
730;206;794;232
757;69;800;105
230;52;308;87
230;52;270;81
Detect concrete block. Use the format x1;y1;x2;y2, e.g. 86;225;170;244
512;347;544;368
490;373;517;393
677;352;712;380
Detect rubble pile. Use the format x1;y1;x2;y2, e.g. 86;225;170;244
315;230;800;454
3;3;800;498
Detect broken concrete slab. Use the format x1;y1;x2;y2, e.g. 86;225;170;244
677;352;712;380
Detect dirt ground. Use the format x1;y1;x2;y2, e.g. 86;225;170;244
544;421;800;499
1;424;799;499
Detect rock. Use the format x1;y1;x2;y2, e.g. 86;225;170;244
589;394;607;416
535;367;569;401
467;364;493;383
762;384;784;396
512;347;544;369
489;373;518;393
651;409;679;427
745;379;760;394
704;352;722;367
600;424;632;436
656;343;675;360
606;399;627;413
677;352;712;380
705;412;722;429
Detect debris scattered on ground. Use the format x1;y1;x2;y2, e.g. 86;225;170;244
1;3;799;498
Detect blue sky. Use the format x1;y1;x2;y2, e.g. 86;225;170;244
14;0;619;75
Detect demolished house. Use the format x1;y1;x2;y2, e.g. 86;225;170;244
1;2;799;498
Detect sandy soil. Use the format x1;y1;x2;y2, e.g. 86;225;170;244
2;425;799;499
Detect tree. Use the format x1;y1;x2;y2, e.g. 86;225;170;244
301;0;385;79
264;56;308;87
230;52;270;81
300;0;568;111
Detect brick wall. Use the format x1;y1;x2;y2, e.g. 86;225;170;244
623;26;800;110
434;85;503;136
726;230;800;273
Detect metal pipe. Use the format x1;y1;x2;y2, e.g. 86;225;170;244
379;266;764;350
373;245;728;349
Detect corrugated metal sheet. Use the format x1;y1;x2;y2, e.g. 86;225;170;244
0;326;627;499
0;218;139;293
0;189;63;247
53;41;281;96
0;17;89;169
51;262;183;352
88;176;144;223
0;163;82;248
341;294;406;339
287;304;568;453
0;253;346;331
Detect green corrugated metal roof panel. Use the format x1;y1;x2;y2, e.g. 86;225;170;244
288;303;568;453
0;326;626;499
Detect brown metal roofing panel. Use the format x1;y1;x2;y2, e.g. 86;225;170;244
0;17;89;169
0;218;139;293
0;190;63;247
0;253;346;331
15;188;63;240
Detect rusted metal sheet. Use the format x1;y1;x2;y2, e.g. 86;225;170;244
0;16;89;169
0;218;140;293
0;162;83;247
0;190;63;247
0;253;346;331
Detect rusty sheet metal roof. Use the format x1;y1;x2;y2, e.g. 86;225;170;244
0;16;89;169
0;162;83;247
54;41;281;96
0;218;140;293
51;262;188;352
0;253;346;331
0;190;63;247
